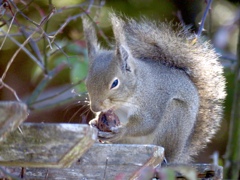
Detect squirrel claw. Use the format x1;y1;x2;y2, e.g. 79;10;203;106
89;119;98;128
98;126;125;142
110;126;121;133
98;131;115;138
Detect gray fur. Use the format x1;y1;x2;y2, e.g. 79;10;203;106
83;13;226;163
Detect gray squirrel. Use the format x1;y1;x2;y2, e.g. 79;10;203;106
82;13;226;163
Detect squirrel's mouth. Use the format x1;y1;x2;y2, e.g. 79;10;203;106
101;107;116;113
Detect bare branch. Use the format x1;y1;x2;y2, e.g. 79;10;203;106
197;0;213;37
0;30;37;81
0;29;45;70
0;13;15;49
0;79;21;101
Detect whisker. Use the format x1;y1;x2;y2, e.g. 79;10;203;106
86;109;91;118
63;98;89;118
81;108;92;124
63;102;80;118
80;107;91;120
81;115;87;124
68;105;87;123
64;100;81;111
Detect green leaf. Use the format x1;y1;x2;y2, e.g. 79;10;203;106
70;60;88;93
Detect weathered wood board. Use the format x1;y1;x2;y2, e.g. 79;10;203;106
0;144;165;179
0;163;223;180
0;120;222;180
0;123;97;168
0;101;28;141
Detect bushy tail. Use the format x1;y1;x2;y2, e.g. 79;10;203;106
111;13;226;157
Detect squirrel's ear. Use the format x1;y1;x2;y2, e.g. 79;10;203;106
111;13;133;72
116;45;132;72
82;17;99;64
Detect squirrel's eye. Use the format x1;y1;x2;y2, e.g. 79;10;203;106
110;79;119;89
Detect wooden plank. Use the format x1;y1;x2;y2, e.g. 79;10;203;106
0;123;97;168
0;141;222;179
0;101;28;141
0;164;223;180
0;144;165;179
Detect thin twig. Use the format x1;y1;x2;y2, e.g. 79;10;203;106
50;12;86;43
29;79;85;105
0;12;15;49
9;1;55;52
0;79;21;101
1;30;37;81
0;29;45;70
8;0;42;27
31;96;77;111
2;1;54;70
0;33;23;37
42;1;53;74
51;41;71;61
50;0;95;43
20;27;44;64
19;8;56;64
197;0;212;37
26;63;68;105
80;5;112;47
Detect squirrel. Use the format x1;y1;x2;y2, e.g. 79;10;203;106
82;13;226;163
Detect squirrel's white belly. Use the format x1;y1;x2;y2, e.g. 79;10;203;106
114;103;137;125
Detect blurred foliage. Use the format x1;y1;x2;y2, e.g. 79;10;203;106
224;24;240;179
0;0;239;173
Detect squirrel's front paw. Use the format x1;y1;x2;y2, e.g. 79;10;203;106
98;126;126;142
89;119;98;128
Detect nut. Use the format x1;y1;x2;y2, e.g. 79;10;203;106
97;110;120;132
